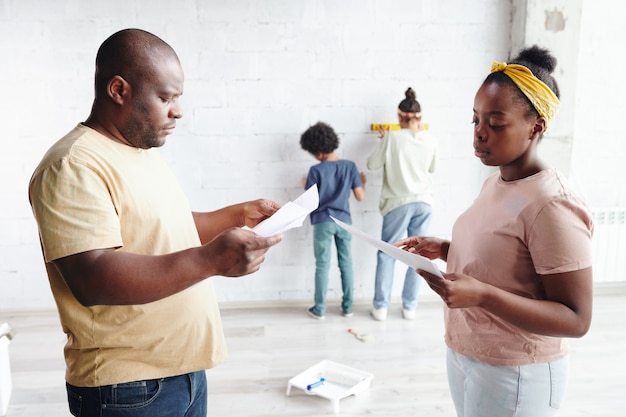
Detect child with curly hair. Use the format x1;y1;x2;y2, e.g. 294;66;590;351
300;122;366;319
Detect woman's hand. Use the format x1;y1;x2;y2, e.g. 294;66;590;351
394;236;450;261
418;270;487;309
419;267;593;338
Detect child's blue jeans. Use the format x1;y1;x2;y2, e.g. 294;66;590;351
312;221;354;315
373;202;432;311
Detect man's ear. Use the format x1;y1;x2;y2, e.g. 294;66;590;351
106;75;130;105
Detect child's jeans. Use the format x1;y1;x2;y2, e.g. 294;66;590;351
312;221;353;314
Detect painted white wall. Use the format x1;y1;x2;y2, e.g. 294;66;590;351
0;0;622;311
572;1;626;209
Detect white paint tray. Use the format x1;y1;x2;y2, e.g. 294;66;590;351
286;360;374;413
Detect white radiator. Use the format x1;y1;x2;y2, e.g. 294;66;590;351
591;208;626;283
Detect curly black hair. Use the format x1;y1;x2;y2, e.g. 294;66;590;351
300;122;340;155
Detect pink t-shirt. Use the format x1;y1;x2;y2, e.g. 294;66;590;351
445;169;593;366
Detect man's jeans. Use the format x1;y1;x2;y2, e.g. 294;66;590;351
66;370;207;417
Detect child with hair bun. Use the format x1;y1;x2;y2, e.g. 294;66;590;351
368;87;438;321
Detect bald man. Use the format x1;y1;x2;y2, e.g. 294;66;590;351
28;28;283;416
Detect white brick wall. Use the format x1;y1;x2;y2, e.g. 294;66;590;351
1;0;623;310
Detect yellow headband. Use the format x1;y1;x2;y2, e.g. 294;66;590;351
490;61;560;127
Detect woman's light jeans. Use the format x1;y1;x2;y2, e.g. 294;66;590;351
447;348;569;417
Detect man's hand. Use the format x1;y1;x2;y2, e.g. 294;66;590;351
240;199;281;228
193;199;281;245
202;227;283;277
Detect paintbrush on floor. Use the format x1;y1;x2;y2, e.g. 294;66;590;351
348;328;373;343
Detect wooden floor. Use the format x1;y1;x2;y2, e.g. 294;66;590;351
2;291;625;416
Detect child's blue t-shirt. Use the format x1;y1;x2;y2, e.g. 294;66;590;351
305;159;362;225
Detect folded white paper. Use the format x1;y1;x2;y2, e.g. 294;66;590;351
330;216;443;278
253;185;319;237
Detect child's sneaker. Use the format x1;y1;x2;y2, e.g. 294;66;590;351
370;307;388;321
342;309;353;317
307;307;325;320
402;308;416;320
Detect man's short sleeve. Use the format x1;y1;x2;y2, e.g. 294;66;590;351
29;157;123;262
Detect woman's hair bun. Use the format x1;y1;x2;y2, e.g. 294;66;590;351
515;45;557;74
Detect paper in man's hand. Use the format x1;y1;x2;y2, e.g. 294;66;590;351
252;185;319;237
330;216;443;278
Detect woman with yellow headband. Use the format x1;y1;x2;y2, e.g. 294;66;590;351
396;46;593;416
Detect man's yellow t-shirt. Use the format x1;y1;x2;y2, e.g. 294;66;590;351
29;124;226;387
